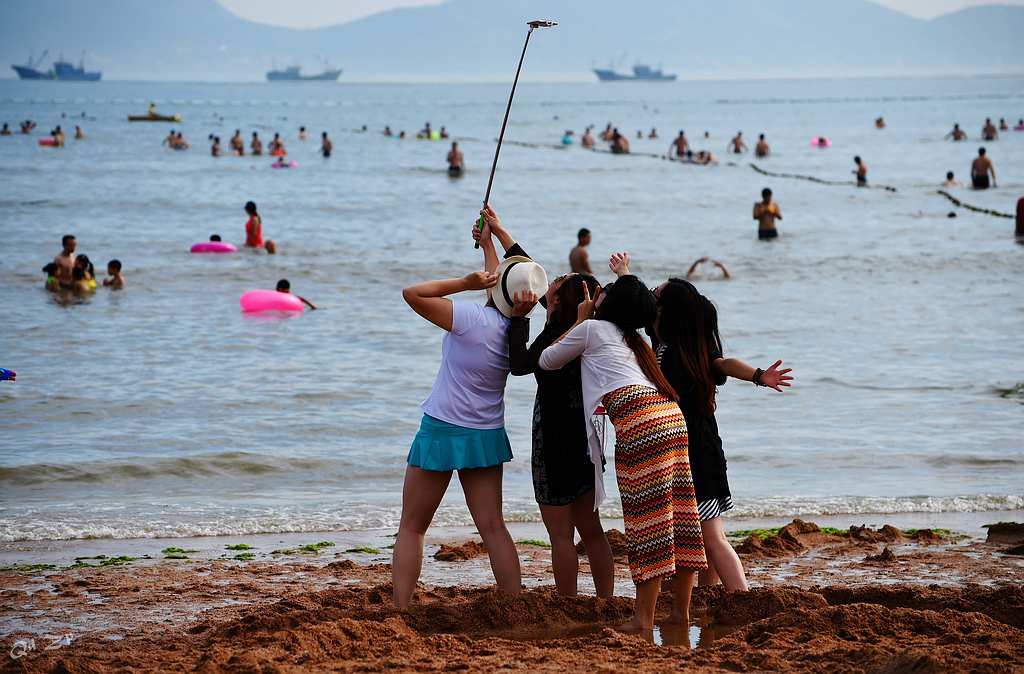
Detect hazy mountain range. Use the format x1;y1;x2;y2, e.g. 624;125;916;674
2;0;1022;81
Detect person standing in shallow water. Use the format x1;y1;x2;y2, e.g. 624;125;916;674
753;188;781;240
392;206;548;610
652;279;792;591
321;132;332;158
853;156;868;187
244;201;263;248
569;228;593;275
539;252;707;634
971;148;996;190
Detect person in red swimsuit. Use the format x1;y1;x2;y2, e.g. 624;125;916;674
244;201;263;248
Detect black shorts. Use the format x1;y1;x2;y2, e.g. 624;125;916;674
857;175;867;186
758;228;778;240
973;175;990;190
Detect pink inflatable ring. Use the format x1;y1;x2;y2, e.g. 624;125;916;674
240;289;304;313
811;137;831;147
191;241;237;253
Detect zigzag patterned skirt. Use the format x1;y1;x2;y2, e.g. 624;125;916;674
602;385;707;583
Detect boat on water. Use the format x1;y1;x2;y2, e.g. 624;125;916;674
128;113;182;123
266;65;342;82
592;64;676;82
12;51;101;81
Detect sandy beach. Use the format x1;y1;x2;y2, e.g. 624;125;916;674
3;519;1022;672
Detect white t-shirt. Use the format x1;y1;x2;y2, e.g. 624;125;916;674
421;301;511;430
538;319;658;507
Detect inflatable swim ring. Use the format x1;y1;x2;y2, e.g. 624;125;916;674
561;136;574;145
191;241;237;253
240;289;304;313
1015;124;1024;131
271;160;298;169
270;149;287;157
38;138;57;146
811;137;831;147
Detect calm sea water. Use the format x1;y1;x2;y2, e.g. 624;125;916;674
1;77;1022;542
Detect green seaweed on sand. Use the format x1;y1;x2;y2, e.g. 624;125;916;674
161;547;198;555
233;552;256;561
66;561;98;569
297;541;336;553
99;556;140;566
164;554;189;560
344;546;381;554
270;548;297;555
74;555;107;561
1;563;58;572
516;539;553;548
903;528;963;540
225;544;253;551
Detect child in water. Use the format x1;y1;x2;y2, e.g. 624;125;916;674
276;279;315;310
71;267;94;294
103;260;125;289
75;255;97;290
42;263;59;291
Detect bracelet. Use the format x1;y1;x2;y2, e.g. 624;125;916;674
752;368;765;386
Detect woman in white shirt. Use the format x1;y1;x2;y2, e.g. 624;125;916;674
539;253;707;634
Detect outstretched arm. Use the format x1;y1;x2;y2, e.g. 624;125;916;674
713;358;793;392
298;295;317;310
403;271;498;331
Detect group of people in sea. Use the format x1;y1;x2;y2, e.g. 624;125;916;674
392;205;793;635
43;234;124;296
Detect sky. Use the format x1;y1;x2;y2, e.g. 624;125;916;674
217;0;1024;28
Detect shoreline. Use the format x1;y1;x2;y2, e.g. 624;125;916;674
2;517;1022;672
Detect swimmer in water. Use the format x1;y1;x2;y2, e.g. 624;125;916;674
42;263;59;291
244;201;263;248
668;130;689;160
648;127;658;139
440;126;449;139
383;126;393;137
942;171;962;188
265;240;277;255
299;126;308;141
210;136;221;157
74;255;96;288
981;118;998;141
569;228;593;275
945;123;967;141
581;126;595;148
321;131;332;158
175;132;189;149
636;130;643;140
74;126;84;140
600;123;613;141
447;141;464;176
853;156;867;187
728;131;747;154
999;118;1009;132
875;117;886;129
971;147;996;190
0;123;10;136
162;129;176;147
399;131;406;139
610;128;630;154
71;267;93;294
53;234;76;287
685;257;732;281
754;133;770;158
230;130;244;156
209;234;223;242
269;133;285;155
276;279;316;310
103;259;125;290
251;132;263;156
753;188;781;240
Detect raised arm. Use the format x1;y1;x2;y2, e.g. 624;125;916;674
713;357;793;392
539;320;589;371
403;271;498;331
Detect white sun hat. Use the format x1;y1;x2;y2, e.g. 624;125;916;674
489;255;548;318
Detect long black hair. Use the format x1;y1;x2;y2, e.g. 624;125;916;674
595;275;677;401
655;279;725;415
548;273;600;334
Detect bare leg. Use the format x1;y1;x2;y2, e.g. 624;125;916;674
701;517;748;592
618;577;661;633
539;504;578;596
459;465;521;594
666;570;697;624
698;563;721;587
391;466;452;609
570;490;614;598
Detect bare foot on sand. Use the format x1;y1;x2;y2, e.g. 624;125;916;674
615;618;654;638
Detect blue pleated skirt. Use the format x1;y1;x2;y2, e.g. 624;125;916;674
407;414;513;472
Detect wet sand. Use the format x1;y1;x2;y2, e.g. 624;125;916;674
2;520;1023;672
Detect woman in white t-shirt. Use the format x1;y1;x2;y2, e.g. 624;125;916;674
392;207;548;609
539;253;707;634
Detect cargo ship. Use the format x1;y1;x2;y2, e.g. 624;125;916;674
12;51;101;81
592;64;676;82
266;65;342;82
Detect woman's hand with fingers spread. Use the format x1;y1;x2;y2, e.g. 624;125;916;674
759;360;794;392
464;271;499;291
511;289;539;317
609;251;631;277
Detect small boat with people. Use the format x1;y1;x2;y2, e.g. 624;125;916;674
128;103;181;123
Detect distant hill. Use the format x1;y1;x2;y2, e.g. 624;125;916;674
1;0;1022;81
